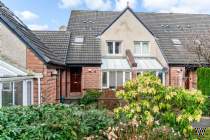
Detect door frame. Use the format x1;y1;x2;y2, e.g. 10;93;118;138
70;67;82;93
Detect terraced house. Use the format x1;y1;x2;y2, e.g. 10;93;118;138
0;1;210;106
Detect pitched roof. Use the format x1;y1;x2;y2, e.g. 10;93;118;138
67;8;210;65
0;1;64;65
33;31;71;64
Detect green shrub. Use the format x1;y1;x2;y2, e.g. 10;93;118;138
197;67;210;96
80;90;101;105
113;73;206;139
0;104;114;139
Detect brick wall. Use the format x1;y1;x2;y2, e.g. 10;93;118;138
169;67;185;88
26;49;57;104
82;67;101;92
189;71;197;90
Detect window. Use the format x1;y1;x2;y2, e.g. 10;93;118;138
2;82;12;91
74;36;84;43
102;71;131;89
102;72;108;88
107;41;121;55
1;81;33;107
171;39;181;45
134;41;149;56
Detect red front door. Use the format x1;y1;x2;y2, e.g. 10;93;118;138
70;68;82;92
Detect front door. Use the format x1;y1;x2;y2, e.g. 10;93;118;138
70;68;82;92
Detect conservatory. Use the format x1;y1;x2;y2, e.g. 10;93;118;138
0;60;42;107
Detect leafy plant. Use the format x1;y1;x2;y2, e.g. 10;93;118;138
113;73;206;139
197;67;210;96
0;104;114;139
80;90;101;105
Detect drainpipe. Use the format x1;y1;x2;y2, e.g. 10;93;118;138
38;77;41;105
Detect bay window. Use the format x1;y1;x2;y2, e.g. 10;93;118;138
107;41;121;55
134;41;149;56
102;71;131;89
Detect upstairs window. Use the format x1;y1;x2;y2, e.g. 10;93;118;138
107;41;121;55
134;41;149;56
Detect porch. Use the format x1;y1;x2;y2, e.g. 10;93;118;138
0;60;42;107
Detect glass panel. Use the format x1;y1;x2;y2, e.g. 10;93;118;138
158;72;163;83
27;81;32;105
109;71;116;88
2;82;13;106
102;72;107;88
142;42;149;55
134;41;141;55
117;71;123;86
15;81;23;105
115;42;120;54
107;42;113;54
125;72;131;82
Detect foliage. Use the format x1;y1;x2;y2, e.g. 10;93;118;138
80;90;101;105
114;73;206;139
0;104;114;139
202;98;210;116
197;67;210;96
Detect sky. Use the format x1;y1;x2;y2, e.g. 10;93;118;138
1;0;210;30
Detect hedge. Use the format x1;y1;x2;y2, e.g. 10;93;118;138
197;67;210;96
0;104;114;139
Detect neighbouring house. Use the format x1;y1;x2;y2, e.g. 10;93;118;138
0;1;210;106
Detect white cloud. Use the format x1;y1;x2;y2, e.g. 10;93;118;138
15;10;39;21
84;0;112;10
115;0;138;11
143;0;210;14
58;0;82;8
28;24;49;30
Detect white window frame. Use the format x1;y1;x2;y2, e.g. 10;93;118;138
2;82;12;91
0;80;33;107
102;71;131;89
106;41;122;55
134;41;150;56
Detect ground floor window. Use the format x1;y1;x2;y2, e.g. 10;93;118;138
0;80;33;107
102;71;131;89
137;71;165;85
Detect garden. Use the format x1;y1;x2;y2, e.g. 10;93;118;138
0;73;209;139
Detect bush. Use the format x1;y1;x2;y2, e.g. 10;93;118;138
113;73;206;139
197;67;210;96
0;104;114;139
80;90;101;105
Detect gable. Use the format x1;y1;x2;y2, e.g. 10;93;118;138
0;20;27;68
100;9;168;68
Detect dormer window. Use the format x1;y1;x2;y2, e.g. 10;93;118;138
107;41;121;55
74;36;84;44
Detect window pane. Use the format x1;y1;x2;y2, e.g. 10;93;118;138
107;42;113;54
109;71;116;88
158;72;163;83
117;71;123;86
2;91;13;106
15;81;23;105
142;42;149;55
102;72;107;87
134;42;141;55
2;82;13;106
27;81;32;105
125;72;131;82
115;42;121;54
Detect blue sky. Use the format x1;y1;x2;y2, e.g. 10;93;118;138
2;0;210;30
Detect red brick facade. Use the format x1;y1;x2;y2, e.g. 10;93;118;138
26;48;57;104
82;67;101;91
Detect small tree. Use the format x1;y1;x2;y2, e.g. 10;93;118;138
113;73;206;139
